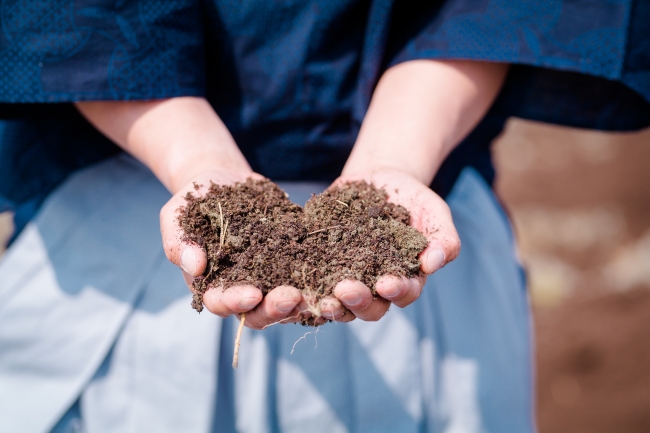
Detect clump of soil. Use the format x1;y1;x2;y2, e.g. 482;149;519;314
180;178;428;325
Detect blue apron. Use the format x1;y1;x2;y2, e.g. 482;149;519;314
0;155;532;432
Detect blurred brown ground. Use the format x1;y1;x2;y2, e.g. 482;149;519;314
1;119;649;431
493;119;650;433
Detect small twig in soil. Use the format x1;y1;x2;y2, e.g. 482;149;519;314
307;225;342;236
335;200;348;207
222;219;229;246
232;313;246;369
218;202;225;247
204;264;214;281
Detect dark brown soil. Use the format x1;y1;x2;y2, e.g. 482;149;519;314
180;179;428;325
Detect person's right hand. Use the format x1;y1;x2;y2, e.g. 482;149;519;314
160;169;309;330
76;97;311;330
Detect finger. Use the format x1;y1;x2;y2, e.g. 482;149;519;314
334;279;374;310
245;285;302;330
283;297;356;325
160;194;208;277
202;284;262;317
375;274;425;308
318;297;355;323
419;240;450;275
411;196;460;274
370;171;461;274
333;279;390;321
283;297;315;324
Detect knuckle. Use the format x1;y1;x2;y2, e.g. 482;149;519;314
354;297;374;310
448;237;462;261
162;236;180;263
206;305;228;318
339;310;356;322
204;298;230;318
268;309;287;320
361;310;385;322
160;199;176;217
244;316;265;330
159;205;168;221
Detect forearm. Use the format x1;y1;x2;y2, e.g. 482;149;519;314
75;97;252;193
343;60;508;185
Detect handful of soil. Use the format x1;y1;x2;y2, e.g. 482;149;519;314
180;179;428;325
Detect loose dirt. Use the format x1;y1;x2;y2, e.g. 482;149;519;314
180;179;427;325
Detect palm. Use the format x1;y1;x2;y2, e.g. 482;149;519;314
322;168;460;318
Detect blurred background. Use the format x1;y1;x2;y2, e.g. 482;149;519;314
493;119;650;433
1;119;649;431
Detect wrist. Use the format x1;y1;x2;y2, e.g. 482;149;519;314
162;143;253;194
340;163;430;187
344;60;508;189
120;98;252;193
342;144;443;186
172;166;254;194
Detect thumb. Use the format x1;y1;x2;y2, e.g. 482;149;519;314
160;193;208;277
409;188;461;275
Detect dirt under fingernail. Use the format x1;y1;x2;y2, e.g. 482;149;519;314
179;179;428;326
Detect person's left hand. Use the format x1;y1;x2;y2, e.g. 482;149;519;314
314;167;461;322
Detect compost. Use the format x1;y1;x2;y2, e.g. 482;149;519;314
180;178;428;325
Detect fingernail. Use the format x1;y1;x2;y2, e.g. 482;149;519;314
322;310;339;320
239;297;259;310
321;305;342;320
181;248;197;275
382;284;401;299
339;292;363;307
426;248;446;274
276;300;297;313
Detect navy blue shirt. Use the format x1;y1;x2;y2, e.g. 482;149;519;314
1;0;650;239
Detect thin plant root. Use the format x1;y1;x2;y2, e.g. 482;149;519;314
232;313;246;369
291;327;320;354
262;312;303;329
305;299;322;318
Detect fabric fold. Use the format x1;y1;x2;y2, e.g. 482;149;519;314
0;155;173;433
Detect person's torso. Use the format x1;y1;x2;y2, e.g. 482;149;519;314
204;0;372;180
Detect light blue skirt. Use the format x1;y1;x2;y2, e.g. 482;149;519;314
0;155;534;433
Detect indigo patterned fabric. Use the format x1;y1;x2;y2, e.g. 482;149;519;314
0;0;205;102
1;0;650;239
396;0;630;80
389;0;650;132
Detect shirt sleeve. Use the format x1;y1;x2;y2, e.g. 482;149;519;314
390;0;630;81
0;0;206;102
383;0;650;131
